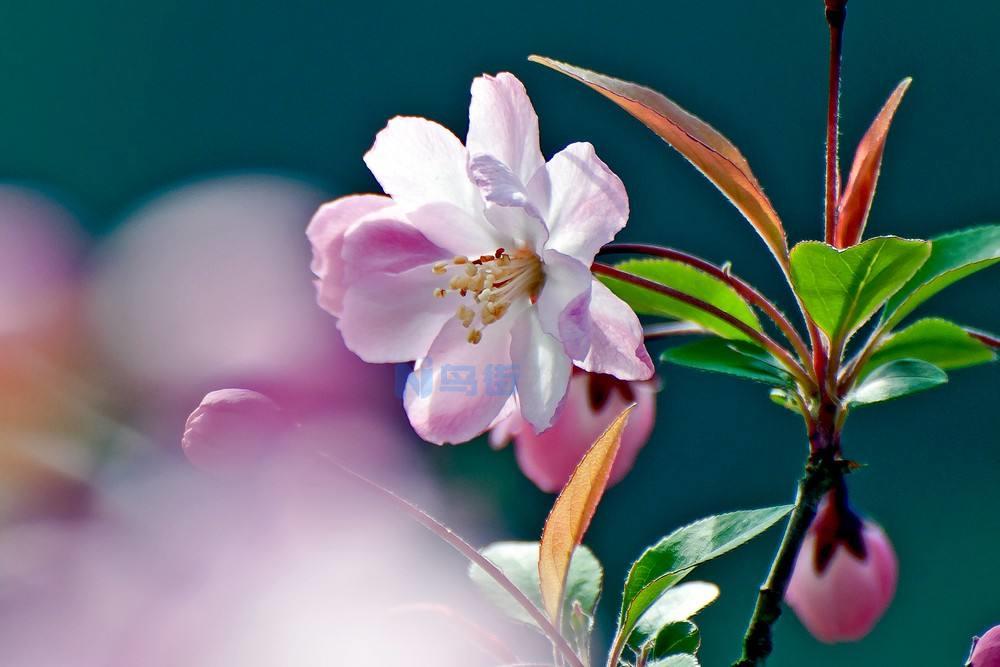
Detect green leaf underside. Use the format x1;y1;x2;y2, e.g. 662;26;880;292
769;388;803;413
598;258;762;341
648;654;700;667
661;338;794;386
864;318;996;377
626;582;717;653
882;225;1000;329
789;236;931;343
651;621;701;660
614;506;792;654
469;542;602;635
848;358;948;406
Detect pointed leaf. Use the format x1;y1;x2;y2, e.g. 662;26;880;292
539;406;632;622
769;388;804;414
469;542;602;636
610;506;791;663
660;338;794;386
848;358;948;406
599;258;762;341
835;78;912;248
626;581;718;652
531;56;788;265
651;621;701;660
864;318;996;376
882;225;1000;329
790;236;931;343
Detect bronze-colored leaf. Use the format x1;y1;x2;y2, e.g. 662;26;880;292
538;404;633;623
530;56;788;267
835;78;912;248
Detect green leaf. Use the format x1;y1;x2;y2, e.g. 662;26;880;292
769;388;803;414
598;258;761;341
882;225;1000;329
611;507;791;662
864;318;996;377
651;621;701;660
469;541;602;635
661;339;794;386
648;655;700;667
789;236;931;343
848;359;948;406
627;582;717;653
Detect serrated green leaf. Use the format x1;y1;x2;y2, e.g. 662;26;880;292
789;236;931;343
652;621;701;660
598;258;761;341
661;338;794;386
648;654;700;667
882;225;1000;329
626;582;717;653
848;358;948;406
611;507;791;662
864;318;996;377
469;542;602;636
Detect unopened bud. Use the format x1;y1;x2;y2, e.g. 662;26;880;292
968;625;1000;667
181;389;289;473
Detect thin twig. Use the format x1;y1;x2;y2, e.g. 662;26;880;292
824;1;846;244
592;262;814;389
598;243;814;372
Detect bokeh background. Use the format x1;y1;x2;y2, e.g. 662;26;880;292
1;1;998;665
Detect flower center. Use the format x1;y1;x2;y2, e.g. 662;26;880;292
431;247;544;344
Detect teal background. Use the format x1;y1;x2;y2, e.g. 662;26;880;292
2;1;998;664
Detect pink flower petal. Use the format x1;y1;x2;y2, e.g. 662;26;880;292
513;373;656;492
404;313;521;445
342;217;448;280
363;117;479;213
467;73;545;187
578;280;654;381
536;249;593;361
533;142;629;265
509;312;573;432
307;194;393;316
338;264;455;364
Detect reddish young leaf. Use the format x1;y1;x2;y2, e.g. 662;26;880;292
538;405;633;623
835;78;912;248
530;56;789;268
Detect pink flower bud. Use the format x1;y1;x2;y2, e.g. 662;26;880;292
181;389;290;473
968;625;1000;667
490;370;656;492
785;495;897;643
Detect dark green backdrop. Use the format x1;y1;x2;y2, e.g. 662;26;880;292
2;1;997;664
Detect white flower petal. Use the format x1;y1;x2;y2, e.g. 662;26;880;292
364;116;479;213
536;249;593;360
467;73;545;187
510;311;573;432
534;142;629;264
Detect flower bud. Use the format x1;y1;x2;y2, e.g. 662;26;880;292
968;625;1000;667
181;389;290;473
785;493;897;643
489;370;656;492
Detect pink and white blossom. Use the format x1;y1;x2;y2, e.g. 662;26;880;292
490;369;656;492
308;73;652;445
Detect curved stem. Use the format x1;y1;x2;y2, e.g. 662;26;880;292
643;321;709;339
598;244;814;372
592;262;814;389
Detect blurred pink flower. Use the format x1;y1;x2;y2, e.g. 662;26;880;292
490;370;656;492
308;72;652;445
969;625;1000;667
785;494;898;643
181;389;292;474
